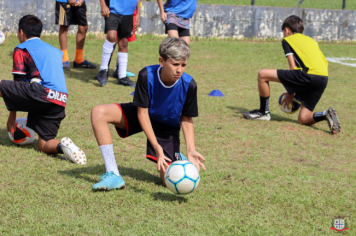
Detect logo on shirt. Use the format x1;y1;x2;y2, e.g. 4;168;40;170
47;89;67;103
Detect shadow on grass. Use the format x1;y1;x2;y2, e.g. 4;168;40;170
226;106;329;134
58;164;162;185
151;192;188;203
63;61;102;87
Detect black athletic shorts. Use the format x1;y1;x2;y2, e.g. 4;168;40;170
55;2;88;26
0;80;66;141
115;103;181;164
277;70;328;111
104;13;133;38
165;23;190;37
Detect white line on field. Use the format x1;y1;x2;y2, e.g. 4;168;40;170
326;57;356;68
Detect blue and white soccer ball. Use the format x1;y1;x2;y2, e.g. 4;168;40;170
0;31;5;45
164;160;200;195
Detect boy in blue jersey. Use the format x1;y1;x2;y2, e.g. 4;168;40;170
0;15;87;164
243;15;341;134
95;0;141;87
55;0;96;70
91;38;205;191
157;0;197;44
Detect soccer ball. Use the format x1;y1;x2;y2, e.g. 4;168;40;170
278;93;301;114
164;160;200;194
8;117;36;145
0;31;5;45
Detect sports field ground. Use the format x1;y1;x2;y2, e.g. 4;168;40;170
0;35;355;234
197;0;356;10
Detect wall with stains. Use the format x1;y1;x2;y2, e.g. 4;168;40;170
0;0;355;41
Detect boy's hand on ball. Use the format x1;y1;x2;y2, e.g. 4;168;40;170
282;93;294;109
7;112;16;132
155;144;171;172
187;151;206;171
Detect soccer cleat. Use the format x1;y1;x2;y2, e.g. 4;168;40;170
92;172;125;191
113;68;136;79
326;107;341;134
62;61;71;71
118;76;136;87
95;69;108;86
243;109;271;121
73;60;97;69
61;137;87;165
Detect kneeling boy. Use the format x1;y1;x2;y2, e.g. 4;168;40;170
0;15;87;164
243;15;341;134
91;37;205;190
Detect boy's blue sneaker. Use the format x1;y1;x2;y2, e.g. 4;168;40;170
73;60;97;69
92;171;125;191
62;61;71;71
126;71;135;77
180;153;188;161
95;69;108;86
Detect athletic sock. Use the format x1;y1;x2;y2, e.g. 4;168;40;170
99;40;115;70
99;144;120;176
74;49;84;64
57;143;64;154
117;52;128;79
313;110;327;122
61;49;69;62
259;96;270;114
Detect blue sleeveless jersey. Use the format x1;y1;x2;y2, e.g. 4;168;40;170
16;38;68;94
164;0;197;19
107;0;138;15
146;65;193;126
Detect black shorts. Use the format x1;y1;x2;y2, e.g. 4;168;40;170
165;23;190;37
55;2;88;26
104;13;133;38
0;81;66;141
115;103;181;164
277;70;328;111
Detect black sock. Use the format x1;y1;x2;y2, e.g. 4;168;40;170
313;111;327;122
57;143;64;154
259;96;270;113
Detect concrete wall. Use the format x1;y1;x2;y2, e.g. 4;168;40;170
0;0;355;41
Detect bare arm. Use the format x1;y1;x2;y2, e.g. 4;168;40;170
181;115;205;171
134;0;141;31
286;54;296;71
137;107;170;172
283;54;297;106
157;0;167;23
7;111;16;132
100;0;110;18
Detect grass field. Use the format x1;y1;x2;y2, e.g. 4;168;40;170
1;34;356;235
195;0;356;10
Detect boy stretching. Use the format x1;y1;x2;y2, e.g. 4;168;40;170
95;0;141;87
91;38;205;190
55;0;96;70
0;15;87;164
243;15;341;134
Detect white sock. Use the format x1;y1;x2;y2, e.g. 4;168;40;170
99;144;120;176
99;39;115;70
117;52;128;79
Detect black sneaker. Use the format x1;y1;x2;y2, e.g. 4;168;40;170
112;67;118;79
118;76;136;87
325;107;341;134
73;60;97;69
243;109;271;121
95;69;108;86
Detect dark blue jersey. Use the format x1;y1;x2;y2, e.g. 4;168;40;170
133;65;198;127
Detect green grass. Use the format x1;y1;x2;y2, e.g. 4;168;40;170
194;0;356;10
1;35;356;235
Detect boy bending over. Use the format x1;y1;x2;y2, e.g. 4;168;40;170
91;38;205;190
0;15;86;164
243;15;341;134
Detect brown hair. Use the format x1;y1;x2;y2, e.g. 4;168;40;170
281;15;304;34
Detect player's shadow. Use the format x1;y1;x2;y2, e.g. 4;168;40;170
58;164;163;186
226;106;328;133
62;61;103;86
151;192;188;203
